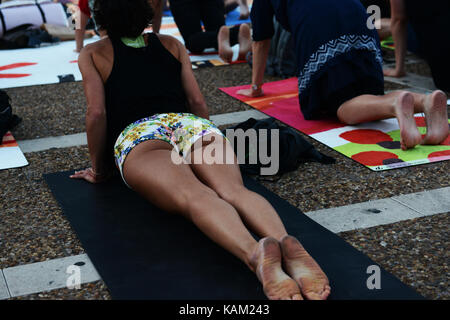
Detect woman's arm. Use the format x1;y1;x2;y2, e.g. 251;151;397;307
71;46;109;183
384;0;408;77
237;39;271;97
237;0;274;97
75;10;89;53
150;0;163;34
174;38;209;119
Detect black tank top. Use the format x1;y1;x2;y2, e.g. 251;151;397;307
104;33;188;160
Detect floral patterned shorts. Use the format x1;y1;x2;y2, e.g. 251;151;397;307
114;113;225;185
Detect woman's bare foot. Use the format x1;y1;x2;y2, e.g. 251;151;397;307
238;24;252;61
422;90;449;145
218;26;233;63
280;236;330;300
394;91;422;150
250;237;303;300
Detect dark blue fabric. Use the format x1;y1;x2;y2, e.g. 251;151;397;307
251;0;378;72
301;50;384;120
250;0;384;119
405;0;450;91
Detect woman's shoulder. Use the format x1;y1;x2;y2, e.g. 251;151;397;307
152;33;183;60
78;37;113;80
83;37;112;54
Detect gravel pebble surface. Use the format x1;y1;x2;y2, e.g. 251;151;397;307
339;213;449;300
0;147;90;269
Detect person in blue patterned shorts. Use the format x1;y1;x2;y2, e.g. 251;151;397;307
238;0;448;151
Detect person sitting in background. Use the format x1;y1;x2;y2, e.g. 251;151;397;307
74;0;99;52
154;0;251;62
239;0;448;150
383;0;450;92
72;0;331;301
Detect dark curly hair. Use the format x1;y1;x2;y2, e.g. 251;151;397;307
93;0;154;38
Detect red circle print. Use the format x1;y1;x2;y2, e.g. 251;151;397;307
415;117;426;128
352;151;399;166
340;129;392;144
440;134;450;146
428;150;450;159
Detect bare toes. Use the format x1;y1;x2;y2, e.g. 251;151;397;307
251;237;303;300
280;235;330;300
395;92;421;149
422;90;449;145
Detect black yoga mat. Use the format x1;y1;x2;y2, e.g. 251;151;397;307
44;171;423;300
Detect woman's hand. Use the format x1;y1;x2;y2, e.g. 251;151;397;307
237;87;264;98
383;68;406;77
70;168;108;184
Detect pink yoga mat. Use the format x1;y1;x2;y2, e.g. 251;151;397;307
220;78;347;135
220;78;450;171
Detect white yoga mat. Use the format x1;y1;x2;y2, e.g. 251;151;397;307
0;132;28;170
0;15;244;89
0;36;100;89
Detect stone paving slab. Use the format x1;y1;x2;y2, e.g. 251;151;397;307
306;198;421;233
3;254;100;298
392;187;450;216
0;271;11;300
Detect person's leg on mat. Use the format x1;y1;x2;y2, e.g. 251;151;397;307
188;134;331;300
218;23;251;62
336;90;448;150
170;0;211;54
199;0;225;32
121;139;304;300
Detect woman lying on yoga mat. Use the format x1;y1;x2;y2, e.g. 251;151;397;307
239;0;449;151
70;0;330;300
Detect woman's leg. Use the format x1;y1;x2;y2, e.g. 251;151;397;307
189;134;331;300
336;90;448;150
218;24;250;62
123;139;302;300
170;0;215;54
200;0;226;32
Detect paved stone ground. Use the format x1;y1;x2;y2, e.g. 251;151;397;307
1;48;449;300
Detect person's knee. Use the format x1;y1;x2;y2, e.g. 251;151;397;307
185;37;204;55
336;105;357;125
215;184;247;205
184;186;220;218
